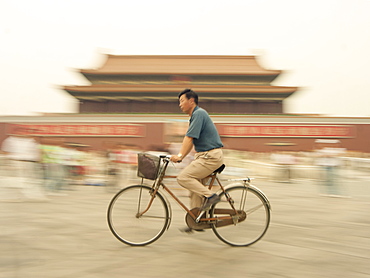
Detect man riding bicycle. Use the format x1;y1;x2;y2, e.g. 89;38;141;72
170;89;224;214
107;91;270;243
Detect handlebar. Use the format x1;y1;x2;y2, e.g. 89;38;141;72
160;154;182;163
160;155;171;159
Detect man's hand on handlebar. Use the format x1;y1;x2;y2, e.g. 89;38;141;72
170;155;182;163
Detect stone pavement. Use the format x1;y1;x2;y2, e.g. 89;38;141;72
1;173;370;278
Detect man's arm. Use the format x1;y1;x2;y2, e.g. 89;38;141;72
170;136;193;162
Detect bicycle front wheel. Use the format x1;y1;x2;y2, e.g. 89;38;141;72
211;185;270;247
107;185;170;246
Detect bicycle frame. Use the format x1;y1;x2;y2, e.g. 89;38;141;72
138;155;246;224
107;154;272;247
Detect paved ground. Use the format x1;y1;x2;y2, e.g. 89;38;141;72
1;171;370;278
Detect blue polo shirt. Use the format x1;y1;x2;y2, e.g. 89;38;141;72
186;106;223;152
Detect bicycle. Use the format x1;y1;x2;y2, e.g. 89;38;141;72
107;153;271;247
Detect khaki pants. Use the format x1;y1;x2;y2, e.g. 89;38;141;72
177;148;224;208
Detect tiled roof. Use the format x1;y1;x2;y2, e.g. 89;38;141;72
80;55;281;76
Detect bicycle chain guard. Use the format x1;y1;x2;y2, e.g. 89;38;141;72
185;208;247;230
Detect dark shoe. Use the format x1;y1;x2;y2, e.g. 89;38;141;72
179;227;205;233
201;194;220;211
179;227;194;233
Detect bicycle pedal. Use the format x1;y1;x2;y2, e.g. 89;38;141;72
185;208;212;230
195;211;206;223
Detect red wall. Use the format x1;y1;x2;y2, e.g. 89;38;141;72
1;121;369;153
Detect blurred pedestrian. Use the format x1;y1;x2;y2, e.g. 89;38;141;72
271;151;296;183
315;139;346;196
40;142;67;195
1;127;45;200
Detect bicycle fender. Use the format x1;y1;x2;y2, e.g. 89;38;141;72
220;182;272;211
248;184;271;211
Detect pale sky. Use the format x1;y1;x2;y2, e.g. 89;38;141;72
1;0;370;117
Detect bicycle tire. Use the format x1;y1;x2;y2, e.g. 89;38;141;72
107;185;170;246
210;185;270;247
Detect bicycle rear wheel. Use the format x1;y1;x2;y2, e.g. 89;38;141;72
210;185;270;247
107;185;170;246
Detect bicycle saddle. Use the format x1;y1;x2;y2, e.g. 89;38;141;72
213;164;225;174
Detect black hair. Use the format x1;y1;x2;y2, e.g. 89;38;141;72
178;88;198;105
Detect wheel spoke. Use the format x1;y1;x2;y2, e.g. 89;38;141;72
245;203;264;215
140;215;167;219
